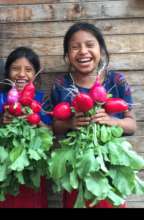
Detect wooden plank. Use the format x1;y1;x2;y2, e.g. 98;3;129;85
127;201;144;208
105;35;144;54
0;1;144;23
0;0;80;4
1;52;144;74
40;53;144;71
109;53;144;71
0;34;144;57
1;18;143;39
127;136;144;153
134;122;144;137
124;71;144;86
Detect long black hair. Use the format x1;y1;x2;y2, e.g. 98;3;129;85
63;22;109;67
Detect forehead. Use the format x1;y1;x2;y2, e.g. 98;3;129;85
69;30;98;43
11;57;33;68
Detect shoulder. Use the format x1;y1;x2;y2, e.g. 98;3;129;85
35;90;45;103
107;70;127;85
53;73;72;87
0;91;7;113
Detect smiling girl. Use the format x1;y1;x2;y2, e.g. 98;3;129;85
0;47;51;208
49;22;136;208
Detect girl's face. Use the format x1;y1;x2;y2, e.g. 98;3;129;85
67;30;101;75
9;57;35;91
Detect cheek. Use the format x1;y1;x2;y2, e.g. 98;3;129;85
9;72;17;81
26;72;35;80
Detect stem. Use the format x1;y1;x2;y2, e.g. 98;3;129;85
33;68;44;82
0;81;12;86
3;79;15;86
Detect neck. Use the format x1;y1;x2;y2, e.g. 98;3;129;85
71;70;106;88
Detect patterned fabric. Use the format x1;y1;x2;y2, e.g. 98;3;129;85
49;70;133;119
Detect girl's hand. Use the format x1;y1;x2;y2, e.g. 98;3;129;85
91;108;119;126
2;111;13;124
71;112;91;129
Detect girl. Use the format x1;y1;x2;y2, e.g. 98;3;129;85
0;46;52;208
50;22;137;208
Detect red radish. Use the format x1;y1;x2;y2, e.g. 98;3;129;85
71;93;94;113
104;98;128;114
19;95;33;106
21;81;35;99
89;76;108;103
7;86;19;104
9;102;23;116
48;102;72;120
27;113;41;125
30;100;41;113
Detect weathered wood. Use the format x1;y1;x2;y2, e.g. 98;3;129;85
1;18;143;39
109;53;144;71
0;0;80;4
0;53;144;76
0;1;144;23
127;136;144;153
127;201;144;208
124;71;144;86
39;53;144;72
0;34;144;57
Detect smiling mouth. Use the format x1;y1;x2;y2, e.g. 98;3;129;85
15;80;29;90
77;58;92;64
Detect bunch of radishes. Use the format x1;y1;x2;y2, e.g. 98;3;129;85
3;81;42;125
49;76;128;120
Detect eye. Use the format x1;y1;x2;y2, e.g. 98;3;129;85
11;66;20;72
26;68;33;72
70;45;79;50
87;43;95;48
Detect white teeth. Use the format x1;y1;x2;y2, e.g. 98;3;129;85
15;80;28;83
78;58;91;63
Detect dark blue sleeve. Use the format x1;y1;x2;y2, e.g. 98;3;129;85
35;90;52;125
113;72;133;110
0;92;7;113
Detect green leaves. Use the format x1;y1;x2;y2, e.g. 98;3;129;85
48;119;144;208
107;139;144;169
0;117;53;200
85;174;110;200
49;147;74;180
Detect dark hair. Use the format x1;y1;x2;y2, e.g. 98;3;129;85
63;22;109;65
5;46;40;79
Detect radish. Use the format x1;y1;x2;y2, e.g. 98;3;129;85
30;100;41;113
104;98;128;114
7;86;19;104
47;102;72;120
89;76;108;103
9;102;23;116
71;93;94;113
20;81;35;100
19;95;33;106
27;113;41;125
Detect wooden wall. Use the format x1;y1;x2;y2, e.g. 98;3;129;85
0;0;144;208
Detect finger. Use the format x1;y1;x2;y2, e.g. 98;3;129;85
96;109;106;114
75;112;84;117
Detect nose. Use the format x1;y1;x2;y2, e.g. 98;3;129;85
17;68;26;77
79;45;88;54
